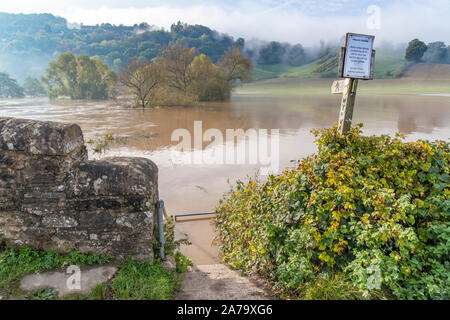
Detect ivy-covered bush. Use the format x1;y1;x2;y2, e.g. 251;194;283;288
215;125;449;299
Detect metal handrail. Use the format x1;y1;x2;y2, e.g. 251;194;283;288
172;212;215;222
156;200;166;259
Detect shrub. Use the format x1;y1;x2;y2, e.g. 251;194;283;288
174;251;194;273
299;273;368;300
215;125;449;299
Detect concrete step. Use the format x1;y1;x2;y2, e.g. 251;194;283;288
175;264;274;300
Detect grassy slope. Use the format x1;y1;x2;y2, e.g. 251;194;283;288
252;53;406;80
236;76;450;96
372;53;405;78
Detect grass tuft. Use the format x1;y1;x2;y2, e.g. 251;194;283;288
109;258;180;300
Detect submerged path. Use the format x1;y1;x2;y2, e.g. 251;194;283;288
175;264;274;300
174;214;274;299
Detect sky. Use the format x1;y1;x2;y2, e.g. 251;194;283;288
0;0;449;46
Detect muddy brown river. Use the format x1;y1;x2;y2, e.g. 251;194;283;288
1;78;449;264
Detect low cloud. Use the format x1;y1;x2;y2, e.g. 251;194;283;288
0;0;448;46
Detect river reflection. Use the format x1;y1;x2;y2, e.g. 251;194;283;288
1;79;449;263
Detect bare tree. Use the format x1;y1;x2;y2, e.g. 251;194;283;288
120;59;162;108
218;46;253;84
159;44;197;95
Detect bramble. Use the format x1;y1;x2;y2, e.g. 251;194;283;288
215;125;449;299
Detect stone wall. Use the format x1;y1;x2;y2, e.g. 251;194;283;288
0;117;158;261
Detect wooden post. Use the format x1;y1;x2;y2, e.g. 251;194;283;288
337;78;358;134
334;33;375;134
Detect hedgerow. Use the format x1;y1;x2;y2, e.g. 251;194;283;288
215;125;449;299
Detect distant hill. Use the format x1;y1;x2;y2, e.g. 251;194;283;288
0;12;238;81
1;12;449;83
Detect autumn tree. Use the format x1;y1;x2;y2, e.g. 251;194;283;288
218;46;253;85
42;52;117;99
190;54;230;101
121;44;254;106
119;59;163;108
159;44;197;95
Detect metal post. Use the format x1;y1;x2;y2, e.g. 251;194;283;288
156;200;165;259
337;78;358;134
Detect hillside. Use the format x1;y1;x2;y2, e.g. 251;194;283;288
1;12;449;83
0;12;238;81
252;53;406;80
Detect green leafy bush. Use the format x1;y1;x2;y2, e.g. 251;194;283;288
153;216;191;259
299;273;368;300
215;125;449;299
175;251;194;273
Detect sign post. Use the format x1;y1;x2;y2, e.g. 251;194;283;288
337;77;358;134
333;33;375;134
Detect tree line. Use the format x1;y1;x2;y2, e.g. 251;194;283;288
0;13;240;81
0;73;46;98
405;39;450;64
119;44;253;107
247;41;308;66
0;13;307;82
24;43;251;106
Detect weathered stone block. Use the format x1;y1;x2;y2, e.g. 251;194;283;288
0;117;159;261
42;215;78;228
79;210;115;229
0;117;86;156
66;157;158;197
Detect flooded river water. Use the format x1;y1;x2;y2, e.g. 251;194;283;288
1;78;449;264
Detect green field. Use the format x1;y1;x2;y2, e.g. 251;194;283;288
252;53;406;80
236;77;450;96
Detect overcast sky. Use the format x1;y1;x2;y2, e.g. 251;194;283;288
0;0;448;45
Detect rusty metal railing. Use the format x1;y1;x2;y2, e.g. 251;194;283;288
172;212;216;222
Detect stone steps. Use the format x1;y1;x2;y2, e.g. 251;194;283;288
175;264;274;300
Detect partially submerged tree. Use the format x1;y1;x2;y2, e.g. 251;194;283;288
159;44;197;95
121;43;254;107
0;72;25;98
120;59;163;108
42;52;117;99
218;46;253;85
190;54;230;101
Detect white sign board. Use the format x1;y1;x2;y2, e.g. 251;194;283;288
331;79;346;94
343;33;375;79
